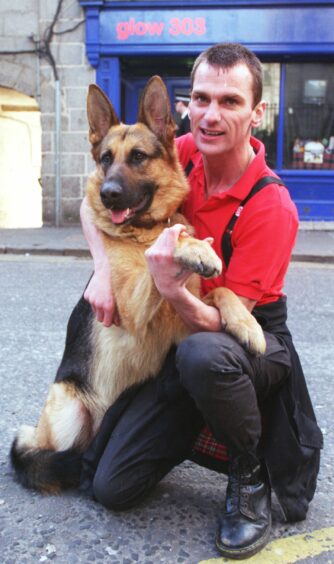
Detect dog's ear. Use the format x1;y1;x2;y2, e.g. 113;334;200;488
137;76;175;148
87;84;120;147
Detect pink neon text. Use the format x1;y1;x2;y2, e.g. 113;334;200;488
116;17;206;41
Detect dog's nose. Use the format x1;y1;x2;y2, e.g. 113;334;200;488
100;180;123;208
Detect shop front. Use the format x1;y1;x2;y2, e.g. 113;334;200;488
79;0;334;221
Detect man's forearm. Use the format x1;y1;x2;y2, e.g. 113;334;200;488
80;197;118;326
166;286;222;333
80;197;109;270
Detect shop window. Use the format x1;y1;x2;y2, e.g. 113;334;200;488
284;63;334;170
253;63;280;169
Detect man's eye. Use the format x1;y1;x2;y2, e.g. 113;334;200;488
225;98;237;106
101;152;113;166
193;95;206;104
131;151;146;163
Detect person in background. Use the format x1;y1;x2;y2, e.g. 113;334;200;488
174;93;191;136
80;43;322;560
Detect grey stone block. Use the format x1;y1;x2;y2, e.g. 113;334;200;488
41;176;55;199
70;109;89;132
66;87;89;109
61;198;81;225
62;176;83;198
59;66;94;87
42;197;55;225
41;153;55;176
50;43;84;66
39;0;83;20
42;132;53;153
61;154;86;175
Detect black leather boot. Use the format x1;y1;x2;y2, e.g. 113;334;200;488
216;454;271;560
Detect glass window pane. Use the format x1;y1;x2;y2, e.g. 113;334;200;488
284;62;334;170
253;63;280;169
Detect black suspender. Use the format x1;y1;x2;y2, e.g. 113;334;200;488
222;175;286;269
184;161;286;271
184;159;194;177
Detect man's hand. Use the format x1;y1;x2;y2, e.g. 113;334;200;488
144;224;193;299
84;262;120;327
145;224;222;333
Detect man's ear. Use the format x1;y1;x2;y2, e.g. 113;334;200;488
251;100;266;129
87;84;120;148
137;76;175;148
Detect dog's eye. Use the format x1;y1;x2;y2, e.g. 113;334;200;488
101;151;113;167
131;150;146;164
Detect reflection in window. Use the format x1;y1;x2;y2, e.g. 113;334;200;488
284;63;334;170
253;63;280;169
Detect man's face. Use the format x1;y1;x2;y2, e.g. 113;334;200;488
189;62;264;158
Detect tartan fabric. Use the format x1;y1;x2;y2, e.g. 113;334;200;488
192;425;229;461
292;150;334;170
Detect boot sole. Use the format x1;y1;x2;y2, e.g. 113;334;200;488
215;519;272;560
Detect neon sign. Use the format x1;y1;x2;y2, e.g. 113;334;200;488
100;10;210;45
115;17;206;41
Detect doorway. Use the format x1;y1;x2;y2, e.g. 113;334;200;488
123;77;191;125
0;87;42;228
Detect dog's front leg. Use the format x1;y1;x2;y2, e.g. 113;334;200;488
203;288;266;356
173;233;222;278
114;268;164;335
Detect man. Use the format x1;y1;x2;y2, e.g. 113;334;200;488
80;43;322;559
175;93;191;136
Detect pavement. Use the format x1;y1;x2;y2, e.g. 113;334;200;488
0;224;333;262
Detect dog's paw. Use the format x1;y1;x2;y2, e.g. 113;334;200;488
174;237;222;278
226;318;266;356
204;287;266;356
13;424;38;450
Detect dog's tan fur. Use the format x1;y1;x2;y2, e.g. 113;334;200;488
11;77;265;492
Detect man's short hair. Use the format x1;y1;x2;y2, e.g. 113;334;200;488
191;43;263;108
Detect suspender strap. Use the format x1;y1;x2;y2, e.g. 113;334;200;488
222;175;286;269
185;160;194;177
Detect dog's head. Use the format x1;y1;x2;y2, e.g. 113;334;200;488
86;77;189;235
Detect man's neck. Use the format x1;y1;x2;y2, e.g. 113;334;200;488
203;143;255;196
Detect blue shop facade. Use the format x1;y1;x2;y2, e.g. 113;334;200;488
79;0;334;221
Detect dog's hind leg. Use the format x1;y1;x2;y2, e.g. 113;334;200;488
11;382;92;492
35;381;93;451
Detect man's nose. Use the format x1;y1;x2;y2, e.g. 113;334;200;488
205;102;221;123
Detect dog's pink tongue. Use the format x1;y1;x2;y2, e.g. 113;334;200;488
111;209;128;224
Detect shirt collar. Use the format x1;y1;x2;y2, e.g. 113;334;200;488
192;136;267;202
225;137;267;201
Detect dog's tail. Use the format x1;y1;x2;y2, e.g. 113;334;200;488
10;429;82;493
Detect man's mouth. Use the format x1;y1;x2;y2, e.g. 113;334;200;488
200;128;224;137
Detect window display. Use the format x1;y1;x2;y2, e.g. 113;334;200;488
284;63;334;170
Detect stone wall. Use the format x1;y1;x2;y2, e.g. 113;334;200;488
0;0;95;225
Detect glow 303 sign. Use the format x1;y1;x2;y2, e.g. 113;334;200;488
93;6;334;53
116;17;206;41
100;10;214;44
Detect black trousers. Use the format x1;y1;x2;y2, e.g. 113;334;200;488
81;331;291;510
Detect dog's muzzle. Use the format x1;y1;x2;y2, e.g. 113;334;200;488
100;180;124;209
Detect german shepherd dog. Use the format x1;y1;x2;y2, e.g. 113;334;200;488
10;77;266;493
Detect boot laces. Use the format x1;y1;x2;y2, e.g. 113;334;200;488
226;456;261;513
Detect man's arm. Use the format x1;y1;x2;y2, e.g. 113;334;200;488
80;197;118;327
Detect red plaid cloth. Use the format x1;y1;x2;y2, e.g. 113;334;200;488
292;150;334;170
192;425;229;461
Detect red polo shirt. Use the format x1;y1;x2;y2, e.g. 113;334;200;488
176;134;298;306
